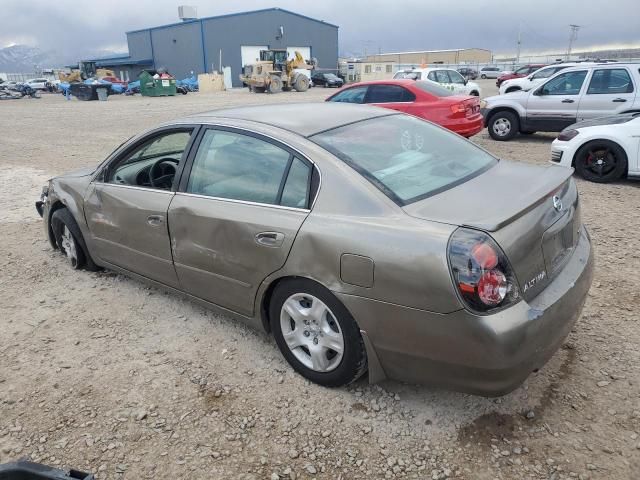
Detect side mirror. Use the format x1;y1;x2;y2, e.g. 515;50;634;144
534;87;547;96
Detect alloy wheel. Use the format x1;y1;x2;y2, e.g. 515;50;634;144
60;225;78;268
586;148;617;178
279;293;344;372
492;117;511;137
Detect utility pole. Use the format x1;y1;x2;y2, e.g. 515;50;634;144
516;22;522;64
567;24;581;60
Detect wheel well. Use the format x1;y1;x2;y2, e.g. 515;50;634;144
47;201;67;248
486;107;520;125
470;90;479;96
572;139;629;175
259;275;329;333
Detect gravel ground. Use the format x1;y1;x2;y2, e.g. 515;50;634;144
1;85;639;480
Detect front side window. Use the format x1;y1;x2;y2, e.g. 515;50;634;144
186;130;310;208
312;115;496;205
105;130;192;190
540;70;587;95
448;70;466;84
587;69;634;94
366;85;415;103
434;71;450;83
329;86;368;104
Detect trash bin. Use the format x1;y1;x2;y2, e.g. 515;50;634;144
139;70;177;97
96;87;108;101
0;460;94;480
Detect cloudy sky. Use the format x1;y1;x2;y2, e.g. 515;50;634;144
1;0;639;57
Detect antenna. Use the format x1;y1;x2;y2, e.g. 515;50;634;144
567;24;581;60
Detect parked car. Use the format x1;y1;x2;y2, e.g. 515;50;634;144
551;112;640;182
393;68;481;96
36;103;593;395
479;66;502;79
326;79;483;137
101;76;128;87
312;72;344;88
458;67;478;80
482;63;640;141
496;64;547;87
24;78;49;90
499;63;589;94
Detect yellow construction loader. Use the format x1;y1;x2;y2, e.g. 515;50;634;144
240;50;314;93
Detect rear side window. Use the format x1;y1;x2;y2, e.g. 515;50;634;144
587;69;634;94
329;86;367;104
280;158;311;208
414;80;455;97
434;71;450;83
187;130;290;205
366;85;415;103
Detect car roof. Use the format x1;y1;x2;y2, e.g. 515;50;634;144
183;103;395;137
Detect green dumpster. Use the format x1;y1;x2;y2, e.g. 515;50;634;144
139;70;177;97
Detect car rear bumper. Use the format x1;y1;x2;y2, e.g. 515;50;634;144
336;226;593;396
441;115;484;138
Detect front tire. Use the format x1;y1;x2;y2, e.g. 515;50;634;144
574;140;627;183
481;74;487;79
51;208;91;270
270;279;367;387
268;75;283;93
293;75;310;92
488;111;519;141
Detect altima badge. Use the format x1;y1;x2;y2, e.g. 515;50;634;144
552;195;563;212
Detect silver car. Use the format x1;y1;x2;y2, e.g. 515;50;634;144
36;103;594;395
483;63;640;140
479;66;502;79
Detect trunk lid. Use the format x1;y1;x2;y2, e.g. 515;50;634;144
403;161;581;301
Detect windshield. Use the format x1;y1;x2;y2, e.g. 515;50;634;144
311;115;496;205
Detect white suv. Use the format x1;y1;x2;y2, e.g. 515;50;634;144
498;63;592;95
393;68;481;96
25;78;49;90
482;63;640;140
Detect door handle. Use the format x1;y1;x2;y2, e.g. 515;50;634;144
147;214;164;227
255;231;285;248
561;99;575;103
612;98;627;103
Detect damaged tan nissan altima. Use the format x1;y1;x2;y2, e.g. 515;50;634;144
35;103;594;396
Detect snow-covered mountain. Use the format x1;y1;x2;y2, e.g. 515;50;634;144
0;45;125;73
0;45;69;72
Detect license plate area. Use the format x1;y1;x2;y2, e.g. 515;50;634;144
542;208;579;275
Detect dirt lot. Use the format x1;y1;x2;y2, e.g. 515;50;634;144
1;84;639;480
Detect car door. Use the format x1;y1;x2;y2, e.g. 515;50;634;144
84;127;197;288
524;69;589;131
168;127;316;316
364;84;416;114
427;70;455;92
446;70;469;94
577;67;636;120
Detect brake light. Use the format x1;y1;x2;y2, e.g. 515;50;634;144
450;103;466;114
448;228;520;312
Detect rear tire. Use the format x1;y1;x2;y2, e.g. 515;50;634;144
270;278;367;387
50;208;98;271
574;140;627;183
481;74;487;79
488;111;519;141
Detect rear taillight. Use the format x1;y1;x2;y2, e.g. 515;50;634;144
450;103;466;114
447;228;520;313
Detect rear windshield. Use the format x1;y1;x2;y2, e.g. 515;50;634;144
394;71;420;80
311;115;496;205
414;80;454;97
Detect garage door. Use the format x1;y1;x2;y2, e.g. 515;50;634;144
241;46;268;67
287;47;311;62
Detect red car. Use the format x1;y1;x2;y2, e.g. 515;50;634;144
101;76;128;87
326;79;483;138
496;64;546;87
